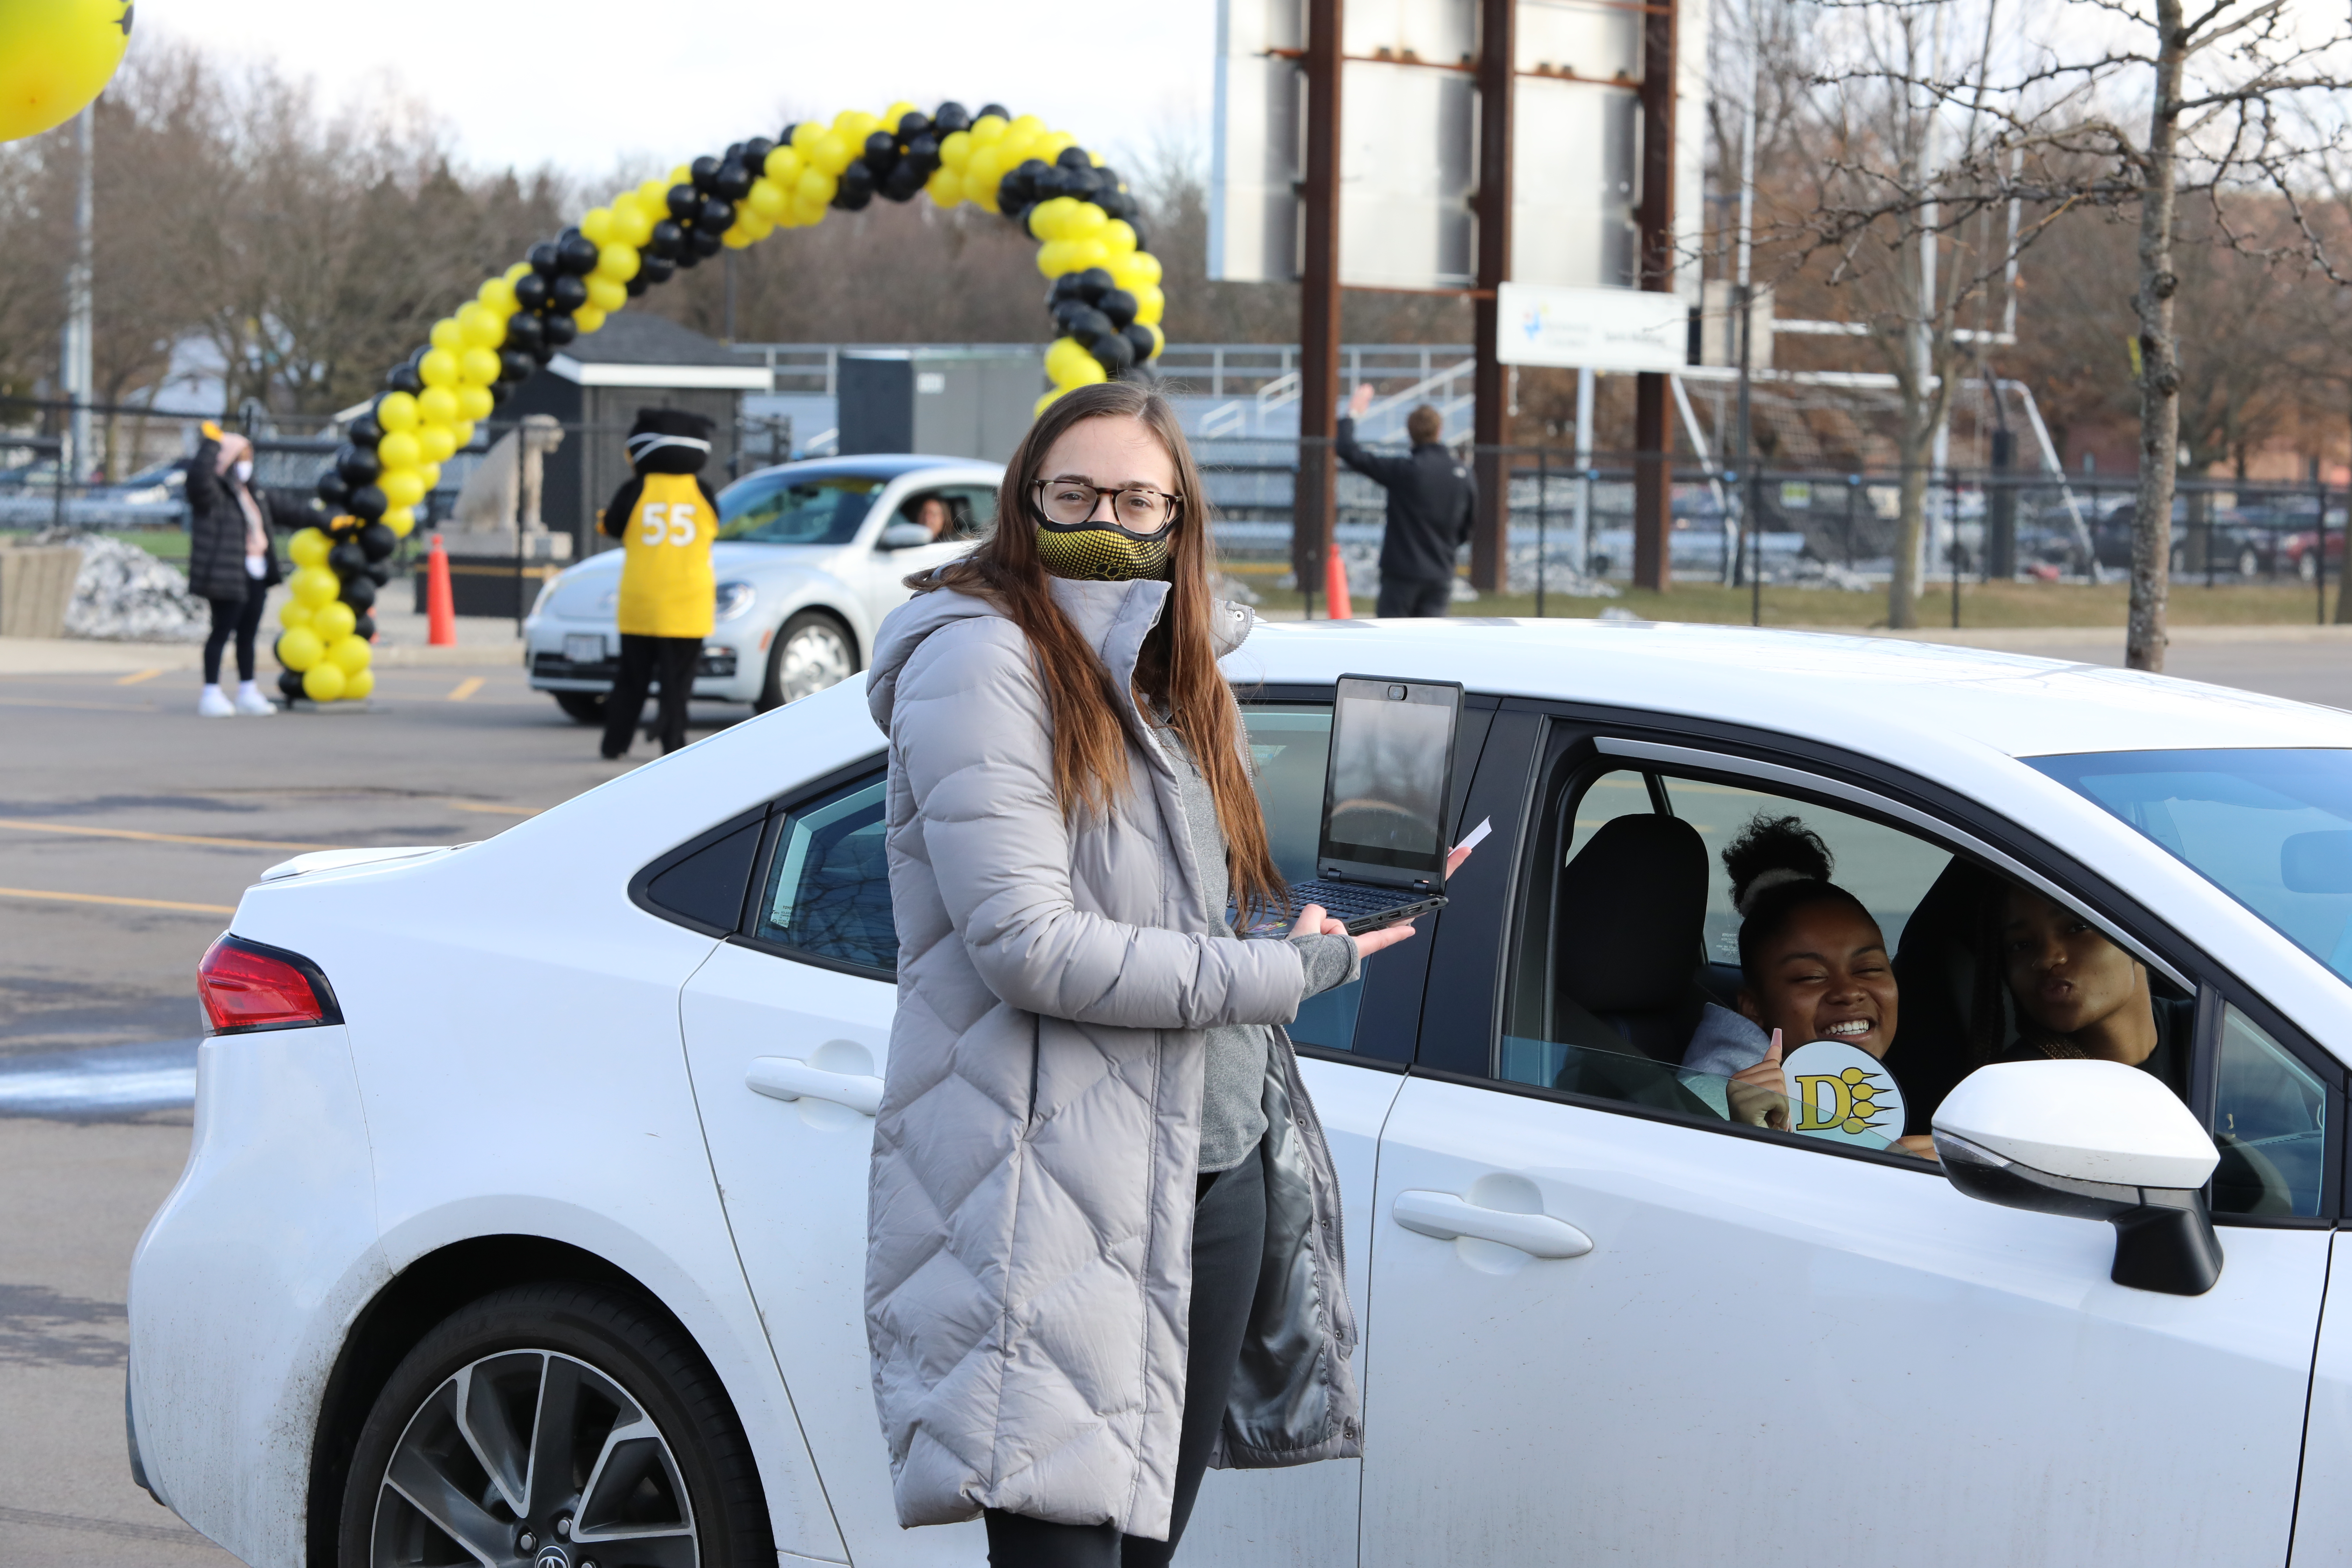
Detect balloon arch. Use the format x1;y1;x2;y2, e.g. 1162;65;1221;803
272;99;1168;702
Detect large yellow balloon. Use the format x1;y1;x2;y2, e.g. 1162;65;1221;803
746;179;786;220
456;385;494;423
416;424;456;464
380;469;426;509
418;385;460;426
586;275;627;312
0;0;132;144
609;197;654;248
288;526;330;568
310;601;356;643
328;635;373;675
1133;285;1165;326
419;349;460;389
278;599;314;630
579;206;614;245
595;243;639;281
938;130;973;170
384;511;416;540
573;305;608;335
796;168;837;206
376;391;420;433
926;168;963;208
811;133;853;175
290;566;340;608
478;276;518;315
764;145;805;186
457;303;505;349
376;431;421;471
342;668;375;702
457;346;501;387
429;317;465;354
276;627;324;672
302;663;347;702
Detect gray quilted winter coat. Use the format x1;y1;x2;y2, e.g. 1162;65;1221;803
862;575;1363;1540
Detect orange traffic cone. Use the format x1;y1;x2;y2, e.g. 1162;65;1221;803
1323;544;1354;620
425;534;457;646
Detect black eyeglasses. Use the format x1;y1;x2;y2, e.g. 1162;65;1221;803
1033;479;1182;534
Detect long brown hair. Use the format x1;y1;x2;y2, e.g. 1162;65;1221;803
910;381;1285;924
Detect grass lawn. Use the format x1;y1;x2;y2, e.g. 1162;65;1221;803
3;525;190;565
1228;569;2344;629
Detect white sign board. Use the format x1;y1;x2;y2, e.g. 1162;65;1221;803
1496;282;1688;371
1779;1039;1906;1148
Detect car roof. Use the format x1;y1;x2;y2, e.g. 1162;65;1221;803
724;454;1001;489
1234;617;2352;760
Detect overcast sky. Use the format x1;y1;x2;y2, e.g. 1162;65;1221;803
147;0;1219;181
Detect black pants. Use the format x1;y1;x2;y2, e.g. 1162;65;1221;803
601;634;700;757
203;592;267;684
1375;574;1451;618
983;1146;1267;1568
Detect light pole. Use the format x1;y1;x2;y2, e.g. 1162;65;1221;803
61;103;95;482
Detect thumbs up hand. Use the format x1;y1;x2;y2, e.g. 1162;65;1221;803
1727;1028;1791;1131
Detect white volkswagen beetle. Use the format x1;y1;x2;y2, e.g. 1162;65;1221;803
130;618;2352;1568
524;455;1003;722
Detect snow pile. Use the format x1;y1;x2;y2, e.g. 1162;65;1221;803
51;532;211;642
1504;541;1620;598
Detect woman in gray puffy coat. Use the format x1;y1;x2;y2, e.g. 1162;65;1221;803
863;381;1432;1565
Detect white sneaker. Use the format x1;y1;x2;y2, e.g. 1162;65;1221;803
196;685;235;718
233;682;275;716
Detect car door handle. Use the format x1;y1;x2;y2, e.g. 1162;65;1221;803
1392;1190;1594;1259
746;1056;884;1116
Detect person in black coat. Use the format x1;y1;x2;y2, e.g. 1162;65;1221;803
1334;383;1477;617
185;430;309;716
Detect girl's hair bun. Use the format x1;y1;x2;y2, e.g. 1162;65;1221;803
1723;813;1833;916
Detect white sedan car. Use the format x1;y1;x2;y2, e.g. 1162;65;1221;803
524;455;1002;722
131;620;2352;1568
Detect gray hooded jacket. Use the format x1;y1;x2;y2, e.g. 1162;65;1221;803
862;576;1363;1539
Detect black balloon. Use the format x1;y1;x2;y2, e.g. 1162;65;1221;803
1050;271;1087;302
279;668;307;698
932;101;971;134
557;233;600;274
1056;145;1093;172
365;561;392;586
978;102;1010;121
351;613;376;642
713;159;754;201
488;379;513;405
625;272;650;298
777;120;799;146
897;111;932;141
1066;307;1115;345
541;311;578;346
339;574;377;611
743;136;775;167
905;133;941;174
357;522;396;561
1051;298;1090;333
498;348;536;381
503;312;546;354
1128;221;1149;253
384;362;425;395
335;443;380;486
1100;288;1138;329
833;162;874;209
694;197;734;235
328;541;366;576
346;484;387;522
690;155;721;192
724;141;744;162
513;272;551;311
347;415;384;449
529;241;561;275
863;131;898;175
316;470;350;507
1121;323;1157;363
674;244;703;269
1076;267;1115;304
639;254;676;285
880;162;926;203
691;227;724;257
666;183;701;222
549;274;589;312
1090;331;1136;374
646;219;685;260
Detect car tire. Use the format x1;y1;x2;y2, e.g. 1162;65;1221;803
755;610;857;714
2238;546;2261;579
554;692;607;724
2300;553;2318;583
335;1282;772;1568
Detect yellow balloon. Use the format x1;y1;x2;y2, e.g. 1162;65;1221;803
456;385;493;422
964;147;1005;206
329;635;373;675
791;121;824;152
740;210;775;241
926;168;964;208
1069;238;1111;273
416;424;456;464
311;600;356;643
429;317;465;354
580;206;614;245
573;306;607;333
722;225;751;250
385;511;415;540
1034;387;1065;417
1064;202;1108;239
302;663;347;702
0;0;132;144
811;133;853;175
1035;240;1071;279
796;167;837;206
883;100;918;124
417;386;460;426
1116;251;1164;290
609;197;655;248
278;599;314;630
376;391;420;433
458;346;501;386
970;114;1008;145
448;420;476;448
477;276;518;315
586;275;627;312
1101;220;1138;259
505;260;533;283
1140;322;1165;361
414;460;441;491
288;526;330;567
342;668;374;702
764;145;805;186
640;177;671;208
458;303;505;349
668;163;692;187
419;349;460;389
938;131;973;171
1134;285;1164;326
595;242;639;281
791;195;830;227
376;430;421;471
291;566;340;608
380;469;426;509
276;627;324;672
746;178;786;220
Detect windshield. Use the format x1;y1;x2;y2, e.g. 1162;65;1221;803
2028;749;2352;985
716;474;884;545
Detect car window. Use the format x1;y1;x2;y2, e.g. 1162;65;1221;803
717;474;883;545
752;773;895;976
2212;1003;2329;1217
1242;704;1362;1051
894;483;997;542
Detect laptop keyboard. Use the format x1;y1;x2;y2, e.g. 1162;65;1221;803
1287;879;1426;919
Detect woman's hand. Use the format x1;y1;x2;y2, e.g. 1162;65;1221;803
1288;903;1421;959
1727;1028;1790;1130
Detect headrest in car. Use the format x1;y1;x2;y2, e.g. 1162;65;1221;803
1556;813;1709;1013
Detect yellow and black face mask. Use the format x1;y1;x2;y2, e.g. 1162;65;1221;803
1034;516;1172;582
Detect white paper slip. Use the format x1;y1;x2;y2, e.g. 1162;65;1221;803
1452;817;1493;855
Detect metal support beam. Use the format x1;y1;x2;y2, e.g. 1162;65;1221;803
1469;0;1515;593
1295;0;1345;617
1631;0;1678;591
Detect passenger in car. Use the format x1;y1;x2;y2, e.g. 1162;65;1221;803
905;493;954;540
1980;886;2187;1087
1685;816;1937;1158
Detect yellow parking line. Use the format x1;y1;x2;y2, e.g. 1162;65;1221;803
0;818;346;852
0;886;234;915
446;677;485;702
114;668;166;686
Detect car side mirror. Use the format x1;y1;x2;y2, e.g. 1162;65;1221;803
877;522;932;550
1933;1060;2223;1296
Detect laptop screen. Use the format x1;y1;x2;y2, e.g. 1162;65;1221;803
1320;676;1462;877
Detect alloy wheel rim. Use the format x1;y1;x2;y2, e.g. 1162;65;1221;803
370;1349;698;1568
777;625;853;703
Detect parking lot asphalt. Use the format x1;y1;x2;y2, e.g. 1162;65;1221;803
0;622;2341;1565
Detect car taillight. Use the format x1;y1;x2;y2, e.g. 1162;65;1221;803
197;934;343;1034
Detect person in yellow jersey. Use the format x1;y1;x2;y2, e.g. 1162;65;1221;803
599;409;722;759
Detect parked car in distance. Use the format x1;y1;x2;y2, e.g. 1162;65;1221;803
102;458;190;509
523;454;1002;724
2282;523;2345;583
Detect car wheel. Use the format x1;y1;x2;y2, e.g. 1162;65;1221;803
755;611;856;714
2238;546;2261;578
2300;552;2318;583
336;1282;771;1568
554;692;607;724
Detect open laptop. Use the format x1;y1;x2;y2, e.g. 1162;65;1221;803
1274;674;1465;935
